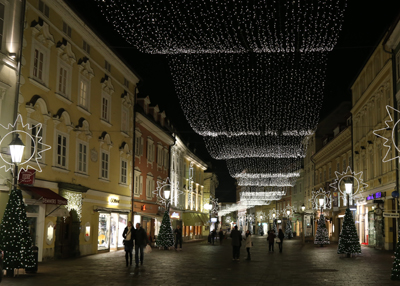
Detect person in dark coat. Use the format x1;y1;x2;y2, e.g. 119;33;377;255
122;221;134;266
278;229;285;253
267;230;276;252
218;229;224;245
230;225;242;261
134;223;150;267
174;225;183;250
211;229;217;245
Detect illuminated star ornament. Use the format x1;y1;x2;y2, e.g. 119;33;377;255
153;177;182;207
310;188;331;210
373;105;399;162
0;114;51;178
329;166;368;205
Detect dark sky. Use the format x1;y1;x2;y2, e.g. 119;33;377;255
65;1;400;202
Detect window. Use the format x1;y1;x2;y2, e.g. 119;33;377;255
83;40;90;55
348;156;352;169
101;93;111;122
62;21;72;38
105;60;111;72
120;159;127;184
31;124;43;161
336;162;340;173
121;107;129;133
157;144;163;166
56;133;67;168
0;4;4;50
38;0;49;18
163;149;169;169
58;66;67;94
100;151;109;179
328;167;332;179
369;152;374;179
146;176;154;199
343;159;346;172
77;142;88;174
78;78;89;109
396;50;400;82
124;78;129;88
33;48;45;81
135;134;143;156
147;139;154;162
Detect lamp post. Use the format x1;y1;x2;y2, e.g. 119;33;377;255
9;134;25;190
301;204;306;244
163;186;171;211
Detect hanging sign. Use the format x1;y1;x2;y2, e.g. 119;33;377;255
383;212;399;218
18;169;36;185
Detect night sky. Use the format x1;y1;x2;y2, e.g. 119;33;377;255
65;1;400;202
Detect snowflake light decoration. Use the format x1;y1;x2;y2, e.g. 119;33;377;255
284;204;296;218
268;208;279;220
0;114;51;178
246;213;255;223
153;177;182;207
310;188;331;210
373;105;400;163
256;211;266;221
224;215;232;224
329;166;368;206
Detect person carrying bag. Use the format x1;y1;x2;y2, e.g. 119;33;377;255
122;221;134;267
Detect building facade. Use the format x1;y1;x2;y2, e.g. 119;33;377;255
6;0;140;261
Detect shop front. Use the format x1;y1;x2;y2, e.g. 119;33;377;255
96;209;129;252
182;212;207;240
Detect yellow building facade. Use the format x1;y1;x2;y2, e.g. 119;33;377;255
0;0;140;261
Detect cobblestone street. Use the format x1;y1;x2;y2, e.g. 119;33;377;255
0;236;398;286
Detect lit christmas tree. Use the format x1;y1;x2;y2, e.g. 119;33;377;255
285;220;293;239
337;208;361;255
0;189;35;273
273;220;278;234
156;210;175;249
258;225;264;236
314;213;330;245
391;240;400;280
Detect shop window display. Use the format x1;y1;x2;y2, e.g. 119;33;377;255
98;213;110;250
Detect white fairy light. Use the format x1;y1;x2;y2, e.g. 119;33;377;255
237;177;297;187
95;0;346;54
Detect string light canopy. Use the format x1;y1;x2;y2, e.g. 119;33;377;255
227;157;301;179
95;0;346;54
168;52;326;137
203;135;307;159
237;177;297;187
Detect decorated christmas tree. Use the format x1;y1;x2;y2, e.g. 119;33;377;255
273;220;278;234
314;213;330;245
156;210;175;249
0;189;35;273
258;225;264;236
391;239;400;280
285;220;293;239
337;208;361;255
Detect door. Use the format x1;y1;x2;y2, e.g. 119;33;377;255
59;216;72;258
368;211;375;246
110;213;118;251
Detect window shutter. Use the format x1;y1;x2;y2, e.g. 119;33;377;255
140;137;144;156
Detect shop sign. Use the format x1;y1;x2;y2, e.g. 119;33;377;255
18;169;35;185
383;212;400;218
170;212;180;219
211;218;217;223
108;197;120;205
277;220;282;223
367;192;383;201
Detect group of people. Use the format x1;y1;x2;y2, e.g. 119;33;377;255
122;222;150;268
208;229;225;245
230;226;253;261
230;226;286;261
267;229;285;253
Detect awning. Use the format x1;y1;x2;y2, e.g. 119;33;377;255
58;182;89;193
182;213;196;226
93;206;130;214
45;205;70;217
198;213;209;225
20;186;68;205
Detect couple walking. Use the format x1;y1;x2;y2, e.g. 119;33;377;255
267;229;284;253
230;226;253;261
122;221;150;267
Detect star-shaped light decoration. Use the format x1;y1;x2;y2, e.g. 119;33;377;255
0;114;51;178
310;188;331;210
329;166;368;206
153;177;182;207
373;105;399;163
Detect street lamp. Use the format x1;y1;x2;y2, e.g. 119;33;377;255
9;134;25;189
286;210;290;217
163;186;171;211
319;198;324;213
301;204;305;212
345;180;353;208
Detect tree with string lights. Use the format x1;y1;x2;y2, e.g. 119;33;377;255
314;214;330;246
155;210;175;249
0;189;35;274
285;220;293;239
337;208;361;256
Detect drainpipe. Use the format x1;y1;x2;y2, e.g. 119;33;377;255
131;83;139;220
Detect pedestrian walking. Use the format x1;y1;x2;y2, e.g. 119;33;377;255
230;225;242;261
267;230;276;252
122;221;134;267
211;229;216;245
278;229;285;253
134;223;150;268
174;225;183;250
218;229;224;245
245;230;252;260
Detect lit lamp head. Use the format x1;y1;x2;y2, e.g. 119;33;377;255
272;213;276;218
345;181;353;194
9;134;25;165
163;186;171;200
301;204;306;212
286;210;290;216
204;203;212;210
319;198;324;207
260;215;263;220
